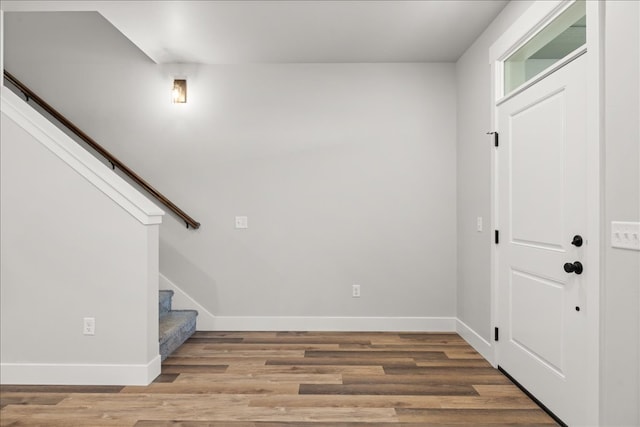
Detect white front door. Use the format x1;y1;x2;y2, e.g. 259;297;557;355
497;53;588;426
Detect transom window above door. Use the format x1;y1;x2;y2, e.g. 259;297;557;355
504;0;586;96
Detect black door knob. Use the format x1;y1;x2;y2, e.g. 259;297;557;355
571;235;583;247
564;261;583;275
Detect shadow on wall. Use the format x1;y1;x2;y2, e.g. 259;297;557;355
160;237;219;315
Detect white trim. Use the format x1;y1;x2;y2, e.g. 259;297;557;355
489;1;602;425
159;272;217;330
490;0;567;63
584;0;603;422
159;273;455;332
0;88;164;226
207;316;456;332
0;356;161;386
456;319;494;364
489;32;500;378
490;0;568;101
496;47;586;106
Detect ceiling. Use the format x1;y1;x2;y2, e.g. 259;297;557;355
1;1;509;64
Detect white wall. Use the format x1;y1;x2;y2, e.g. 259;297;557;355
455;0;534;342
0;89;162;385
3;11;458;330
601;1;640;424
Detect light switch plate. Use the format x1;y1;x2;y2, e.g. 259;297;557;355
476;217;483;232
611;221;640;250
235;216;248;229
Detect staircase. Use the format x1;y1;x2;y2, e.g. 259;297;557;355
159;290;197;361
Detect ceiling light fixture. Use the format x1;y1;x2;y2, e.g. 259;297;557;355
172;79;187;103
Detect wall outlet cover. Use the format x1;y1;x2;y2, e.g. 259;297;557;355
352;284;361;298
83;317;95;335
235;216;248;229
611;221;640;251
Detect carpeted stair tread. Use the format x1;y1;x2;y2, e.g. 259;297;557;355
159;290;174;315
159;309;197;361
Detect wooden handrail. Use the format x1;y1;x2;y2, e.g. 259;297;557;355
3;70;201;229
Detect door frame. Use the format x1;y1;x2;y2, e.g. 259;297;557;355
488;1;603;424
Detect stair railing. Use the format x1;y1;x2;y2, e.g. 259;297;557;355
3;70;201;229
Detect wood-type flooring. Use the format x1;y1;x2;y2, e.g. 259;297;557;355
0;331;558;426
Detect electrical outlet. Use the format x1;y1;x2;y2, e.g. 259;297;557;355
83;317;95;335
476;216;483;232
235;216;248;229
352;284;361;298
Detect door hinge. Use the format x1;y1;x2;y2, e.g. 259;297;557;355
494;327;499;342
487;131;499;147
495;230;500;244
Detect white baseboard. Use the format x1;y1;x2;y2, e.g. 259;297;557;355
456;318;494;364
159;274;455;331
209;316;456;332
0;356;161;386
159;273;218;330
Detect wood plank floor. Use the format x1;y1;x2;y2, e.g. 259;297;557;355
0;331;558;426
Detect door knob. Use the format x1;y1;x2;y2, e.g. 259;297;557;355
564;261;583;275
571;235;583;247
